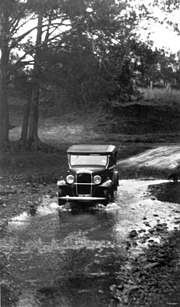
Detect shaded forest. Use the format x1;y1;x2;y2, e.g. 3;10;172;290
1;0;180;151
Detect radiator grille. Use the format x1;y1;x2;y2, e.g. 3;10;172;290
77;173;92;195
77;173;91;183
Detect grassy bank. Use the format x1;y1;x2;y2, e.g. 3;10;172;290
1;89;180;184
139;87;180;106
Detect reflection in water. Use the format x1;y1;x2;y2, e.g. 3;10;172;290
5;179;178;307
6;198;125;307
35;246;123;307
16;291;40;307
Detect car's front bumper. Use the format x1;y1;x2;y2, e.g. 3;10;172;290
58;196;106;202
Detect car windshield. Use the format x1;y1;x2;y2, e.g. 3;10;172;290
70;154;108;167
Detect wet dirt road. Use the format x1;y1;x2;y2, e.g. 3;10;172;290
1;177;180;307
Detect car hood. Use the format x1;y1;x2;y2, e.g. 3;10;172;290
69;167;106;173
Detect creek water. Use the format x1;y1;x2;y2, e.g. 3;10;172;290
1;179;180;307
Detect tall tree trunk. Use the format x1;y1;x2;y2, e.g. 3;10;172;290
28;85;39;142
21;85;32;144
27;12;42;148
0;9;10;149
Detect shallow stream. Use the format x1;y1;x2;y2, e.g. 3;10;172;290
1;179;180;306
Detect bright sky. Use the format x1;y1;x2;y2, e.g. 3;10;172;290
136;5;180;53
139;22;180;53
1;1;180;61
151;27;180;53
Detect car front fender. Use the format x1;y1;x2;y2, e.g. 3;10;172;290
57;179;66;186
100;179;113;188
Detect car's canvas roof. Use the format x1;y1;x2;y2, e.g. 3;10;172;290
67;144;116;154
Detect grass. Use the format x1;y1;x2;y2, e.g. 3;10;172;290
139;87;180;106
1;91;180;184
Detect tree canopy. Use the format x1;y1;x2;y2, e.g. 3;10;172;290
0;0;180;150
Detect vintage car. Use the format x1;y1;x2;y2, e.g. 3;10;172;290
57;144;119;206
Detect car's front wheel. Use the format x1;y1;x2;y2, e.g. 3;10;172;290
58;189;66;206
112;171;119;191
103;190;111;206
110;189;116;201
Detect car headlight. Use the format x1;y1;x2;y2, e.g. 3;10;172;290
66;174;74;184
94;175;101;185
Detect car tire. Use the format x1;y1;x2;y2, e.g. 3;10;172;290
112;171;119;191
110;189;115;201
58;189;66;206
103;190;111;206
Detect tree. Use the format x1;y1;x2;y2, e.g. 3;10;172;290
0;0;70;150
0;0;13;147
25;11;42;148
0;0;36;149
1;0;162;150
38;0;138;109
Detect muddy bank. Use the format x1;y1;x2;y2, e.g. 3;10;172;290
111;226;180;307
110;179;180;306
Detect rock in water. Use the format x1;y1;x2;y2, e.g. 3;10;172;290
168;164;180;182
168;172;178;182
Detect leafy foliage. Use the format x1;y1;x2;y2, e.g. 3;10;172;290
1;0;180;147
